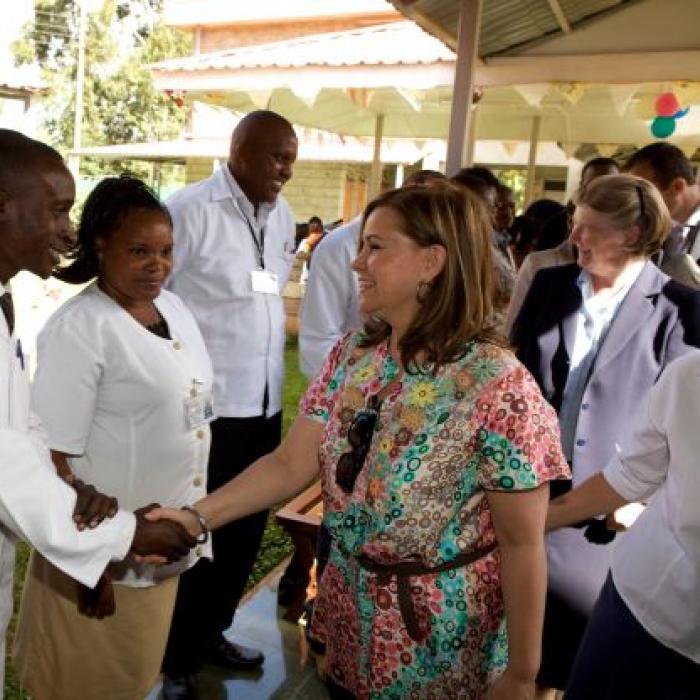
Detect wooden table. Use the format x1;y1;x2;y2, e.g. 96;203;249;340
275;480;323;621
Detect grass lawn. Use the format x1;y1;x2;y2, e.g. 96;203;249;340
4;335;308;699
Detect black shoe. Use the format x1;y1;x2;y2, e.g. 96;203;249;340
208;639;265;670
161;673;198;700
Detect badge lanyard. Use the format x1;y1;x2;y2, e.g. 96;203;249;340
244;215;265;269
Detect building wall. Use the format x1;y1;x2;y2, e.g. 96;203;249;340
183;157;367;226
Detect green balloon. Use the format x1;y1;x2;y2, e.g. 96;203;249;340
651;116;676;138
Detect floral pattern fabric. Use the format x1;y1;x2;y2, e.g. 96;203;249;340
302;333;569;699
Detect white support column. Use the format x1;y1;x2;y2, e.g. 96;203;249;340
524;115;541;205
369;113;385;198
445;0;482;176
395;163;405;188
464;102;479;167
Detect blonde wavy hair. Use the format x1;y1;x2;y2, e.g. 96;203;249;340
358;180;501;374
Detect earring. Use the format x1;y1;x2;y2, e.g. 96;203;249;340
416;280;430;303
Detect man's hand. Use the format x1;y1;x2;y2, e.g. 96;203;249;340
76;573;115;619
130;504;196;563
70;478;118;531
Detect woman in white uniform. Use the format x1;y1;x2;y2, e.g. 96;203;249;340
13;176;214;700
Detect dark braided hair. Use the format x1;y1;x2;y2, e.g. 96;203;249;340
56;175;171;284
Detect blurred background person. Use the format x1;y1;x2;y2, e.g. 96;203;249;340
150;181;569;700
510;174;700;697
451;167;515;332
13;176;213;700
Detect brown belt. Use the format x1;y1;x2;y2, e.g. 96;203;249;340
355;543;497;642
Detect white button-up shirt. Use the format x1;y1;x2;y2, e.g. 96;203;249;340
0;278;136;695
165;166;296;418
605;350;700;663
32;283;213;586
299;216;362;378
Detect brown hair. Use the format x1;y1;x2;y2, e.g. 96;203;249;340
358;181;501;374
574;173;672;259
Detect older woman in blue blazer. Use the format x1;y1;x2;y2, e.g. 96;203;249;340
510;174;700;695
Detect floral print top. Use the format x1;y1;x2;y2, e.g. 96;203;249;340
301;333;569;699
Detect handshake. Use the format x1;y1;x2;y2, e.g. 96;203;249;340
70;481;205;619
70;480;196;563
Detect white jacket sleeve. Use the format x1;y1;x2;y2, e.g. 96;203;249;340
0;429;135;587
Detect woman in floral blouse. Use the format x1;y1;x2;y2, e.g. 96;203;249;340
151;182;569;699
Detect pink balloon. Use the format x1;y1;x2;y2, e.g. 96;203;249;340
655;92;680;117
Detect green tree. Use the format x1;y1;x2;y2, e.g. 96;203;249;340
14;0;192;181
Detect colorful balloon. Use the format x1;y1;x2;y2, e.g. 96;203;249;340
651;116;677;138
655;92;680;117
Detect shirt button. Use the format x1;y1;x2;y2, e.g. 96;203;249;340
193;476;203;487
196;429;205;439
173;341;182;350
581;403;589;410
576;439;586;447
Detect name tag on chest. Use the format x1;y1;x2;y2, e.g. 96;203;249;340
185;391;215;430
251;269;279;295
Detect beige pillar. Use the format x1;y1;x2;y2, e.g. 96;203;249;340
445;0;483;176
524;115;541;205
369;113;385;199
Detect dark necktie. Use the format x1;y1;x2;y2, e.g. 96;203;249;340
0;291;14;335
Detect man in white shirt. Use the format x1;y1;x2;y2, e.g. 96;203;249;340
0;129;195;697
299;216;362;378
162;110;298;698
626;142;700;261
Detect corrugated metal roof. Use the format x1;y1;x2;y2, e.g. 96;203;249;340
152;21;454;72
389;0;635;57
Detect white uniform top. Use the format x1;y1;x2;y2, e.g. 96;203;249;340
165;165;296;418
0;279;136;696
32;283;213;587
299;217;362;378
605;350;700;663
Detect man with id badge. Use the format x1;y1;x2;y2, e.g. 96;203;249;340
163;110;298;699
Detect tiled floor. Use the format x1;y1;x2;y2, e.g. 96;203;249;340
146;561;330;699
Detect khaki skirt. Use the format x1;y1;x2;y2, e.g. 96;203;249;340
13;551;178;700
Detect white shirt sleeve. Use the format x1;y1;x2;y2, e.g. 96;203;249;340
299;236;353;379
32;312;101;456
603;380;669;503
0;428;135;587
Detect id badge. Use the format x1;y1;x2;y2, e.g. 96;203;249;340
185;390;216;430
251;269;280;295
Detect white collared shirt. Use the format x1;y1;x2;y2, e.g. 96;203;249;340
299;216;362;378
605;350;700;663
32;283;213;586
165;166;296;418
558;261;644;461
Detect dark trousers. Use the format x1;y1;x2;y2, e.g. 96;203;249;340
162;413;282;677
565;574;700;700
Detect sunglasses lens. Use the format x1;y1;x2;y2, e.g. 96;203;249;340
336;452;356;493
347;411;377;448
336;408;379;493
